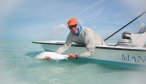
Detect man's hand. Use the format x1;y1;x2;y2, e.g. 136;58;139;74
68;54;79;59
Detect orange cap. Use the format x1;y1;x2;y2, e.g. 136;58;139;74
67;18;78;26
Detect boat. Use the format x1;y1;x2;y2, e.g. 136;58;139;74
32;29;146;67
33;12;146;68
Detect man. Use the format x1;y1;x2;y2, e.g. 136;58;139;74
55;18;106;59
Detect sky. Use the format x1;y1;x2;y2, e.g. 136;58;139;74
0;0;146;41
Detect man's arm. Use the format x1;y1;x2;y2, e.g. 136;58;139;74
79;32;96;57
68;38;95;58
56;33;73;54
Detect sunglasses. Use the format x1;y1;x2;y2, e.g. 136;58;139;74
68;24;77;29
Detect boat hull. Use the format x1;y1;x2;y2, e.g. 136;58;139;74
32;41;146;67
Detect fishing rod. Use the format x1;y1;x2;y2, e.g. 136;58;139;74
104;11;146;41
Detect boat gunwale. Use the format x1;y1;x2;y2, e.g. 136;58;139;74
32;41;146;51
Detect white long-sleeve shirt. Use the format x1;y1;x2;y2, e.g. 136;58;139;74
56;27;106;57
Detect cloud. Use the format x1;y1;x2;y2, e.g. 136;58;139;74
53;24;67;31
2;23;69;40
77;0;105;16
122;0;146;12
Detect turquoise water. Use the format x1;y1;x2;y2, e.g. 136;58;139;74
0;40;146;84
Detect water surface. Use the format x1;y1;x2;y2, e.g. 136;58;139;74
0;40;146;84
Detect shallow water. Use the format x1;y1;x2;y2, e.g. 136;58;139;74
0;40;146;84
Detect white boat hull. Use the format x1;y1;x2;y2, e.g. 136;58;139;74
32;41;146;67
